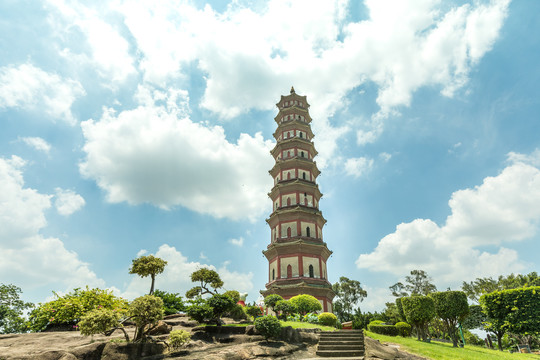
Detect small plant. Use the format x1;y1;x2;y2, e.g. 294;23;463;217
254;315;282;342
303;312;319;324
153;290;185;315
168;329;191;349
289;294;322;314
78;308;122;337
318;312;338;327
186;303;213;324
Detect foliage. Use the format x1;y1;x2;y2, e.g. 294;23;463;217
390;270;437;297
318;312;338;327
186;303;213;324
28;287;128;332
462;329;484;346
395;298;406;322
431;291;469;347
0;284;33;334
226;303;247;320
264;294;283;313
223;290;240;304
279;320;336;331
254;315;282;342
128;295;164;341
207;293;236;323
332;276;367;322
289;294;322;315
153;289;185;315
245;305;262;319
401;295;435;341
78;308;121;336
461;304;486;330
382;301;401;324
129;255;167;295
480;286;540;351
186;268;224;298
168;329;191;349
395;322;412;337
462;272;540;303
303;312;319;324
369;323;399;336
274;300;296;319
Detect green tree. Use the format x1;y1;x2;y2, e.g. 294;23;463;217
289;294;322;315
206;294;235;325
462;272;540;303
153;289;185;315
0;284;33;334
186;303;213;324
274;300;296;319
129;295;164;342
480;286;540;351
390;270;437;297
223;290;240;304
245;305;262;320
400;296;435;341
254;315;282;342
129;255;168;295
430;291;469;347
332;276;367;322
264;294;283;313
461;304;486;330
186;268;224;298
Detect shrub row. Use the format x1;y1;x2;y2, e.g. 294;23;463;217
367;320;411;337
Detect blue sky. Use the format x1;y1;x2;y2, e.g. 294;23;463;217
1;0;539;311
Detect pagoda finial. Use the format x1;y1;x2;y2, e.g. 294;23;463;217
290;86;295;94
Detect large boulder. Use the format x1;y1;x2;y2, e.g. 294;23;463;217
146;320;172;335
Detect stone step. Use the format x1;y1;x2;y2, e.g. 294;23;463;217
319;340;364;345
317;344;365;351
320;336;364;341
315;349;365;357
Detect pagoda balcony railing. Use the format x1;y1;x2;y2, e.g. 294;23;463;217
268;236;324;246
273;203;318;212
265;276;332;288
276;155;314;162
275;178;316;186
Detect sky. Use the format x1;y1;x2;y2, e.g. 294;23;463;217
1;0;539;312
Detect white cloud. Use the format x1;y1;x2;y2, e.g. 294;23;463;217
80;84;274;221
20;137;52;154
46;0;136;83
357;151;540;284
0;63;85;124
345;157;374;178
122;244;253;300
229;237;244;247
0;156;104;295
54;188;86;216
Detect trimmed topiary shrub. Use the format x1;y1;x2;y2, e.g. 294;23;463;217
289;294;322;315
254;315;282;342
78;308;121;337
264;294;283;313
395;322;412;337
226;303;247;320
318;312;338;327
129;295;164;341
245;305;262;320
368;321;399;336
274;300;296;319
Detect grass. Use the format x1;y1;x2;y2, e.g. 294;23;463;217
280;321;336;332
366;331;538;360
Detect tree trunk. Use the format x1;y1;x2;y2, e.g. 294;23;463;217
150;274;155;295
496;331;503;351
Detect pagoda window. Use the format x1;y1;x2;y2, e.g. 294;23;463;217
288;131;291;138
287;227;291;237
302;172;306;180
287;197;291;206
309;264;314;278
287;265;292;278
299;132;303;138
301;151;304;157
272;269;275;280
287;172;291;180
306;226;311;237
287;151;290;158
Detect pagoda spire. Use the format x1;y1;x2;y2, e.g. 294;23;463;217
261;89;335;313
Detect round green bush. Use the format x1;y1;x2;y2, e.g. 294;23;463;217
245;305;262;319
289;294;322;314
169;329;191;349
318;312;338;327
395;322;412;337
78;308;121;336
368;324;399;336
254;315;282;342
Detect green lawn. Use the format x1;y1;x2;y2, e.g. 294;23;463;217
280;321;336;331
366;331;538;360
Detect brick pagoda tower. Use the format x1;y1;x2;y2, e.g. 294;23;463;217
261;87;335;312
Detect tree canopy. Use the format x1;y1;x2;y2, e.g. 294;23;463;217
462;272;540;303
332;276;367;322
0;284;33;334
129;255;168;295
390;270;437;297
185;268;224;298
430;291;469;347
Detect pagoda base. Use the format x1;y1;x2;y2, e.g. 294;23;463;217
261;279;335;313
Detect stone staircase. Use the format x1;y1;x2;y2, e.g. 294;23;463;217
316;330;365;358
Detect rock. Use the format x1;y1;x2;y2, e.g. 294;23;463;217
298;330;319;344
365;336;428;360
280;326;300;343
245;325;258;335
146;320;172;335
101;342;167;360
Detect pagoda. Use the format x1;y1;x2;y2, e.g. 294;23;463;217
261;87;335;312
